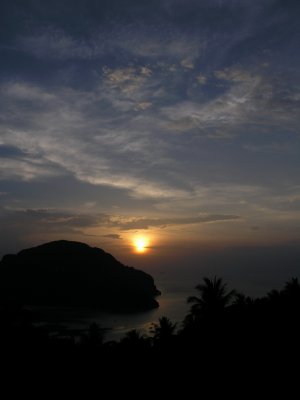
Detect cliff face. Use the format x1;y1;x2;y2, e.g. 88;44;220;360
0;240;160;312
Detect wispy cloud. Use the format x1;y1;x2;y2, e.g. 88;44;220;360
0;208;109;231
102;66;152;93
17;22;204;65
102;234;122;240
0;0;300;259
18;28;102;60
0;157;62;181
111;214;240;230
214;67;255;83
1;0;299;241
1;56;299;201
114;29;204;62
0;207;240;236
163;65;300;138
0;79;189;198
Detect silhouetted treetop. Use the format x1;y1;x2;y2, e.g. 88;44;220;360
150;316;177;342
187;276;235;318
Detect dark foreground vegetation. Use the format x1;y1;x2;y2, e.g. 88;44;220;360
1;276;300;386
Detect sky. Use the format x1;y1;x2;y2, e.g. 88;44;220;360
1;0;300;286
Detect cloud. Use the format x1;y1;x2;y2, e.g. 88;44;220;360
2;1;300;207
0;207;110;255
0;157;62;182
0;208;109;231
118;31;204;62
180;59;195;70
214;67;255;82
0;207;240;232
18;22;204;65
111;214;240;230
163;64;300;138
102;66;154;104
162;70;262;135
134;102;152;111
196;74;208;85
102;234;122;240
1;59;299;202
0;207;240;239
5;82;56;102
0;0;299;257
0;79;192;198
18;28;102;60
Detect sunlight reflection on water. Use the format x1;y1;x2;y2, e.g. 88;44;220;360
34;289;192;342
77;290;192;341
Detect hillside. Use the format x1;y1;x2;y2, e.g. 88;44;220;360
0;240;160;312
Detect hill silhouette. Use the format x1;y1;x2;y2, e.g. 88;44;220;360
0;240;160;312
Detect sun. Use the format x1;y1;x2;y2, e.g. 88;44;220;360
133;237;149;253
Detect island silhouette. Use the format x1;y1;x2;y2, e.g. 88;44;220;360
0;240;160;312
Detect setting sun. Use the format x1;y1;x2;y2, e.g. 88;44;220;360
133;237;149;253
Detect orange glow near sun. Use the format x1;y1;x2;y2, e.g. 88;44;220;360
133;236;149;253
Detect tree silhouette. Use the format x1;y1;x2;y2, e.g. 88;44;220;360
281;277;300;330
88;323;105;347
80;322;105;350
282;277;300;303
267;289;282;303
150;316;177;342
120;329;151;354
122;329;146;343
233;292;254;308
187;276;235;320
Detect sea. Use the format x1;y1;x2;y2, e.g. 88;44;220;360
31;244;300;342
32;286;192;342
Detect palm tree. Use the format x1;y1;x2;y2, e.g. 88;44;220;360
123;329;146;343
187;276;235;320
281;277;300;320
120;329;150;351
87;322;105;347
233;292;254;308
282;277;300;302
150;316;177;343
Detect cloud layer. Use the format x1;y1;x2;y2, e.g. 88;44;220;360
1;0;300;250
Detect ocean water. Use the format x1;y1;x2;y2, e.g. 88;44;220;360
33;286;193;342
32;243;300;342
81;289;191;341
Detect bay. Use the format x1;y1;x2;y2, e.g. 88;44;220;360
32;287;192;342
